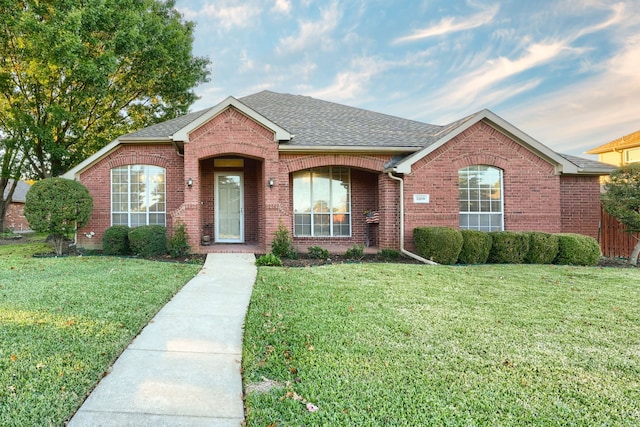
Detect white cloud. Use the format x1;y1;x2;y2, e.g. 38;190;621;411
276;1;342;54
506;33;640;154
190;3;262;30
305;56;390;101
238;49;254;73
393;3;499;44
271;0;291;15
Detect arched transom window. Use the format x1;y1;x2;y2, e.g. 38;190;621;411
458;165;503;231
111;165;166;227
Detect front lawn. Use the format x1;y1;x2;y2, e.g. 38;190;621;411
0;243;201;426
243;264;640;426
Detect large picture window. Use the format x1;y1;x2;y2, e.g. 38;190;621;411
293;167;351;237
459;165;503;231
111;165;166;227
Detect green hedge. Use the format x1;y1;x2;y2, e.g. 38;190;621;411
524;232;559;264
554;233;601;266
102;225;131;255
413;227;463;265
128;225;167;257
488;231;529;264
458;230;492;264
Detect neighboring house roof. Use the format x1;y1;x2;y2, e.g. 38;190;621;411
62;90;615;179
2;180;30;203
586;129;640;154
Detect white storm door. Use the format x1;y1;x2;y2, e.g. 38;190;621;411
215;172;244;243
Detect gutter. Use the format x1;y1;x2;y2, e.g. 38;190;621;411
387;172;438;265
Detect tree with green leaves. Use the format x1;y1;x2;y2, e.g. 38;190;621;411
24;177;93;256
0;0;210;182
601;163;640;265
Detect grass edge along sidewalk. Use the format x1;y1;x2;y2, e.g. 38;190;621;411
243;263;640;426
0;243;201;426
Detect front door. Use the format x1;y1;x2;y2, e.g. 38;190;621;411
215;172;244;243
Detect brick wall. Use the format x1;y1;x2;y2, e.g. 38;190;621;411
4;202;30;231
77;144;185;249
559;175;601;238
402;121;562;251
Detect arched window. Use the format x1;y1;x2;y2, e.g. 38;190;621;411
459;165;503;231
111;165;166;227
293;167;351;237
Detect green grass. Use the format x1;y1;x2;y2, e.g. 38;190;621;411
243;264;640;426
0;243;201;426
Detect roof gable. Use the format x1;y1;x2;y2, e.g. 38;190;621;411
388;109;612;175
586;129;640;154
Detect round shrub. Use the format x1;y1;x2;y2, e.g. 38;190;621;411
524;232;559;264
103;225;131;255
413;227;463;265
24;177;93;255
488;231;530;264
128;225;167;257
554;233;601;266
458;230;492;264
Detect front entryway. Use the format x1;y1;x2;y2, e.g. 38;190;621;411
215;172;244;243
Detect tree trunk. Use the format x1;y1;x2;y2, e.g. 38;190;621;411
630;239;640;266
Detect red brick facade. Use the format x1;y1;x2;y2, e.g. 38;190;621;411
3;202;29;231
73;106;605;254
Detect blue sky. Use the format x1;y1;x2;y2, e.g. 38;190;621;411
175;0;640;157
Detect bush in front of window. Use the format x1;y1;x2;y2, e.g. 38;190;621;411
458;230;492;264
272;220;297;259
308;246;329;260
413;227;463;265
554;233;600;266
487;231;530;264
128;225;167;257
103;225;131;255
168;221;191;258
524;232;559;264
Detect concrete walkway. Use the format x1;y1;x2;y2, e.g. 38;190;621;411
68;253;256;426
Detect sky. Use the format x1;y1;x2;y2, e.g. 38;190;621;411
175;0;640;158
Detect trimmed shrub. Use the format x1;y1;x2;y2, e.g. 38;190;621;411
458;230;492;264
255;253;283;267
413;227;463;265
344;244;365;260
308;246;329;259
168;221;191;258
554;233;601;266
488;231;530;264
128;225;167;257
103;225;131;255
24;177;93;256
272;220;297;259
524;232;559;264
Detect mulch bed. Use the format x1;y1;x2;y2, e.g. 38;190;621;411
1;236;636;267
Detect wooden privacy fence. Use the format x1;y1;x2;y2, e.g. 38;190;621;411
599;205;639;259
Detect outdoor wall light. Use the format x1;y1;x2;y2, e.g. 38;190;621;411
187;177;193;188
268;178;275;188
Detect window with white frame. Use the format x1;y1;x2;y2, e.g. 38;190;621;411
459;165;503;231
111;165;166;227
624;147;640;164
293;167;351;237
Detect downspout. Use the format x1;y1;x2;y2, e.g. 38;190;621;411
387;172;438;265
